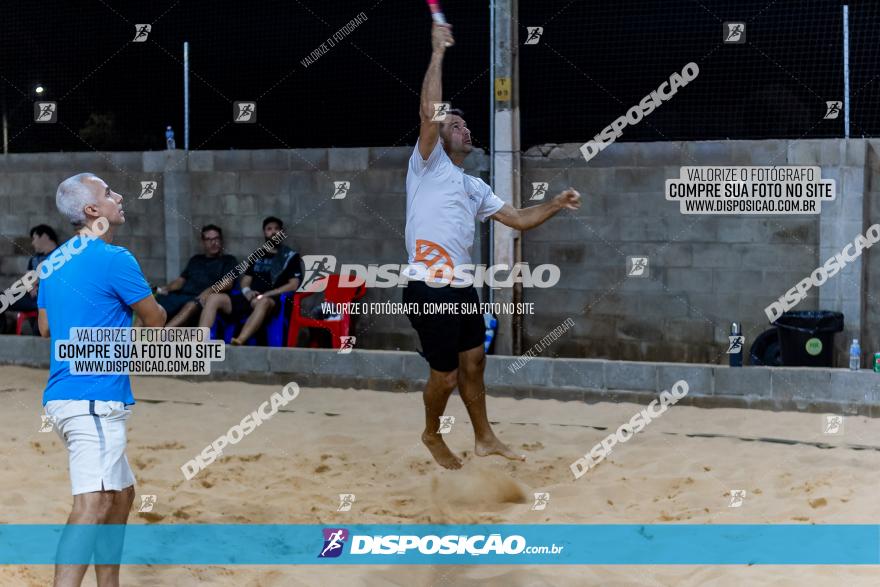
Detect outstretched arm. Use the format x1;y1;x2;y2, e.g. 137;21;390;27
418;24;455;161
491;189;581;231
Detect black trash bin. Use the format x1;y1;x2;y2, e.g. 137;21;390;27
772;311;844;367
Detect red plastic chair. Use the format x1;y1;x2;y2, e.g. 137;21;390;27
15;310;38;335
286;275;366;348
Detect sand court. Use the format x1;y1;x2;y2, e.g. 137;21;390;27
0;365;877;585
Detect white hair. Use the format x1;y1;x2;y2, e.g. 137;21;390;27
56;172;98;226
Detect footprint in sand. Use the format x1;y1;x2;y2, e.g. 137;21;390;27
808;497;827;508
138;512;165;523
138;441;185;450
235;454;263;463
131;456;159;470
2;493;26;507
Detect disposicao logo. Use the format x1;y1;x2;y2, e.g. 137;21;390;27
318;528;349;558
316;530;563;558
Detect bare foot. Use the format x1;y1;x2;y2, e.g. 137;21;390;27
475;436;526;461
422;432;462;470
230;338;242;346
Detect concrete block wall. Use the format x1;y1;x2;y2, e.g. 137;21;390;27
0;152;166;284
0;140;874;366
862;140;880;364
802;141;866;366
3;336;878;416
178;148;488;350
521;139;866;366
184;148;413;349
0;148;487;350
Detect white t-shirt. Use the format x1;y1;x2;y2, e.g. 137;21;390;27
405;140;504;285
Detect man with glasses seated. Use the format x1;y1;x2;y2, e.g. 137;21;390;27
154;224;238;327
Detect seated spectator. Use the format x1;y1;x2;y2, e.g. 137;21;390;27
199;216;303;345
155;225;238;327
1;225;59;334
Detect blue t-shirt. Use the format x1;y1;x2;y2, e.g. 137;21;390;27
38;237;153;405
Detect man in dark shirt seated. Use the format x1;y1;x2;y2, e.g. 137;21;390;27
1;225;59;333
199;216;304;345
154;224;238;327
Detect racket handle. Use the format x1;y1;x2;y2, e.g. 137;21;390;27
427;0;447;24
426;0;450;46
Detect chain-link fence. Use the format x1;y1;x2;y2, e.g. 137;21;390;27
520;0;880;146
3;1;879;153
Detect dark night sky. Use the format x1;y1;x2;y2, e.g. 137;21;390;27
2;1;878;153
2;0;491;152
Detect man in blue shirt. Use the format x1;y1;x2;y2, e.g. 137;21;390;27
39;173;166;587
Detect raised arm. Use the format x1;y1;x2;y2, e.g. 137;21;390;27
418;24;455;161
492;188;582;231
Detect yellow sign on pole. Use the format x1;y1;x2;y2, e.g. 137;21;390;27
494;77;511;102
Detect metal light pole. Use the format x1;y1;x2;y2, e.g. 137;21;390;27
843;4;850;138
2;86;8;155
184;41;190;150
491;0;521;355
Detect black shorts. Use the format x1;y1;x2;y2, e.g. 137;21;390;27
228;291;283;321
402;281;485;372
229;292;255;320
156;292;196;317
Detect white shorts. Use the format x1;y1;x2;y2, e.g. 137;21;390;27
45;400;136;495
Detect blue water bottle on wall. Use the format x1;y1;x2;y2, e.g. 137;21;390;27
484;313;498;354
729;322;743;367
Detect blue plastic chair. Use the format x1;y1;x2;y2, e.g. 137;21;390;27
209;289;292;347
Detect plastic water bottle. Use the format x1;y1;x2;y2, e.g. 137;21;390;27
483;313;498;354
849;338;860;371
165;126;176;150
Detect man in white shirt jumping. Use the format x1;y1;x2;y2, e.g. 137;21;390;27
404;23;581;469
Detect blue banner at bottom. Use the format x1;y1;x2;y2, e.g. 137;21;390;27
0;525;877;565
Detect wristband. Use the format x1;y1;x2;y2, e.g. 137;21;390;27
241;287;253;296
